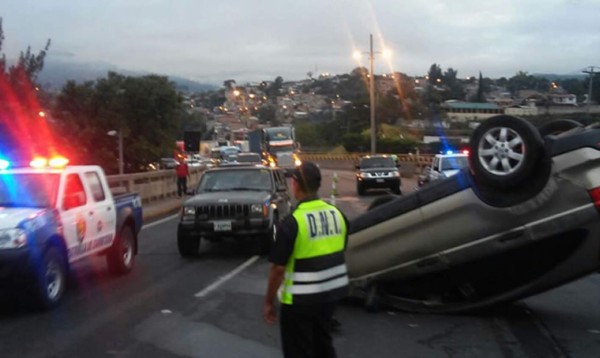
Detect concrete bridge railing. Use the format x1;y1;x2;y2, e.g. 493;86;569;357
106;154;434;204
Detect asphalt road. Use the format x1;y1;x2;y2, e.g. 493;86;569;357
0;170;599;357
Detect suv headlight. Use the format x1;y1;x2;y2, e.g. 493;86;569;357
0;228;27;249
181;206;196;220
392;171;400;177
360;172;369;178
251;203;269;217
251;204;263;214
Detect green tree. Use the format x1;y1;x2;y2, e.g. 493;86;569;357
265;76;284;98
257;103;277;124
443;68;464;100
475;72;485;102
0;17;53;158
427;63;443;86
53;72;183;173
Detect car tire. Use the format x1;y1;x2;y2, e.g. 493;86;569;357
178;232;200;258
32;246;68;309
364;284;383;313
538;119;583;136
261;214;278;255
107;226;136;274
357;182;366;196
469;115;546;189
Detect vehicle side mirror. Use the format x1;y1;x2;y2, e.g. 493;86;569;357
396;163;401;168
355;165;360;170
276;183;287;192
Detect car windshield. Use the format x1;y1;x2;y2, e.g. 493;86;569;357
269;145;294;153
237;154;261;163
360;157;395;168
441;156;469;171
0;173;60;208
198;169;272;192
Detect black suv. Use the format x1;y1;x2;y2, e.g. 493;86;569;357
355;155;401;195
177;165;291;256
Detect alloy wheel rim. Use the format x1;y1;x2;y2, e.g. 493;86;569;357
46;260;62;300
478;126;525;176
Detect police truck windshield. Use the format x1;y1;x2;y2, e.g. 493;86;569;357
0;173;60;208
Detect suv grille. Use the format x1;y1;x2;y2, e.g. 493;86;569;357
196;204;250;219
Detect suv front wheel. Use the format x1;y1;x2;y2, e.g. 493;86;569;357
357;182;366;196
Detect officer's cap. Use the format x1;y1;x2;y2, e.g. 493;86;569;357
292;161;321;192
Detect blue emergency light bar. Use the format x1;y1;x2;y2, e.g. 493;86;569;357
0;159;9;170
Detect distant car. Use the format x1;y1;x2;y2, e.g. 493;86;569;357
418;151;469;187
185;158;202;168
160;158;179;169
177;165;291;256
355;155;401;195
347;115;600;314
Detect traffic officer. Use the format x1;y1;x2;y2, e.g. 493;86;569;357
263;161;349;358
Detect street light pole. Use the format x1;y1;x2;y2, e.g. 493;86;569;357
355;34;385;154
369;34;376;154
107;130;124;175
118;130;124;175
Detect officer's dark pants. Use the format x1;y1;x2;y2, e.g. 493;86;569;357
177;177;187;197
280;302;337;358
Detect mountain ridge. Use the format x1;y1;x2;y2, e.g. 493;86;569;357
37;58;218;93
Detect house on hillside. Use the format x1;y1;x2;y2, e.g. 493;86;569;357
441;100;504;122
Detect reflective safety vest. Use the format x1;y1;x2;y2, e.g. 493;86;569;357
280;199;348;305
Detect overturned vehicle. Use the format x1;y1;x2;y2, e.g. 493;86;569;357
346;115;600;314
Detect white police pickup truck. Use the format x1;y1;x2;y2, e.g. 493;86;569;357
0;157;143;309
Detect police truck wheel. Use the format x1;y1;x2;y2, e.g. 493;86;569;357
33;246;67;309
178;234;200;257
107;227;136;274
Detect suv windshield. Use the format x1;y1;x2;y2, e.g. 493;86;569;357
0;173;60;208
441;156;469;171
198;169;273;192
360;157;395;168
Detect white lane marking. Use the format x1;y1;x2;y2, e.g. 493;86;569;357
195;255;260;298
142;214;179;230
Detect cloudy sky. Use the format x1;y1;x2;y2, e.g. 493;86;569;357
2;0;599;85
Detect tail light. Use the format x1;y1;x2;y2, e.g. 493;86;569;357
588;187;600;213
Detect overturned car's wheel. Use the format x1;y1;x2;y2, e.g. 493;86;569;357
469;115;546;189
538;119;583;136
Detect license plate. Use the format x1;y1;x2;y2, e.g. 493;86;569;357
213;221;232;231
376;179;384;183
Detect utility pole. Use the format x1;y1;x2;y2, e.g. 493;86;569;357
354;34;388;154
369;34;376;154
583;66;600;112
